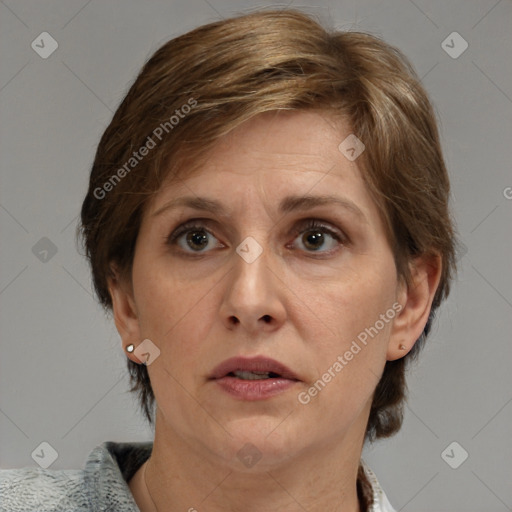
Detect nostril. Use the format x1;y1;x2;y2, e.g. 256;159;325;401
261;315;272;323
230;316;240;325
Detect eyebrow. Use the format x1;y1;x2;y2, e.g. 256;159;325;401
279;195;367;222
153;196;227;217
153;194;367;222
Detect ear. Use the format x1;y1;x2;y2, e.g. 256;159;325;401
387;253;442;361
107;264;142;364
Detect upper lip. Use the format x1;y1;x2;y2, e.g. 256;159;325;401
210;356;300;380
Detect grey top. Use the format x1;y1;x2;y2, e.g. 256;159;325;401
0;441;395;511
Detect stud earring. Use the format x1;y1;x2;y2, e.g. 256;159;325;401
399;344;407;350
126;344;135;353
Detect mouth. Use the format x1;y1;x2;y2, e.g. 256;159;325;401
209;356;300;381
209;356;300;401
226;370;283;380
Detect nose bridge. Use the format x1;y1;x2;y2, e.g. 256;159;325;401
220;234;286;331
231;237;272;306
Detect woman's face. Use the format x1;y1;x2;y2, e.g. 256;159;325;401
118;110;408;468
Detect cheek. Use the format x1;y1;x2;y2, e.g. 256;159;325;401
290;260;397;347
288;259;397;408
295;284;393;424
133;261;220;363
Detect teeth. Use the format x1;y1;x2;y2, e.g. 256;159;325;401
233;370;271;380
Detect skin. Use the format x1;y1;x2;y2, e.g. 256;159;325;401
108;110;441;512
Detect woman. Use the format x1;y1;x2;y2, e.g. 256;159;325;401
0;8;456;512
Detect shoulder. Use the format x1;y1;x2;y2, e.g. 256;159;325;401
0;441;152;512
0;467;87;511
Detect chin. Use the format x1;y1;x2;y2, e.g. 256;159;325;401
218;417;302;470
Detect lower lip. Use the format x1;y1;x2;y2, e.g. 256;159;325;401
212;376;298;400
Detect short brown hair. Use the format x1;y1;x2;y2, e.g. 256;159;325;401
79;9;457;441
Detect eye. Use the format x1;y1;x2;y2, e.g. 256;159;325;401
167;222;223;253
290;220;344;253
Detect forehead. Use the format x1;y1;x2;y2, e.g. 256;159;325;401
146;110;382;228
135;110;396;254
206;110;349;173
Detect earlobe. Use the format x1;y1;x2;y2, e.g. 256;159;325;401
387;253;442;361
107;265;142;361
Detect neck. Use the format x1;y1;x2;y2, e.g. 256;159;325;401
136;414;367;512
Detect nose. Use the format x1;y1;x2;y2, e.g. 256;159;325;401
219;244;287;334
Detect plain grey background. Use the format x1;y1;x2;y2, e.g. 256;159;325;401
1;1;511;510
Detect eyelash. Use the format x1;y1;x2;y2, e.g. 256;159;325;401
289;219;346;250
166;219;347;255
